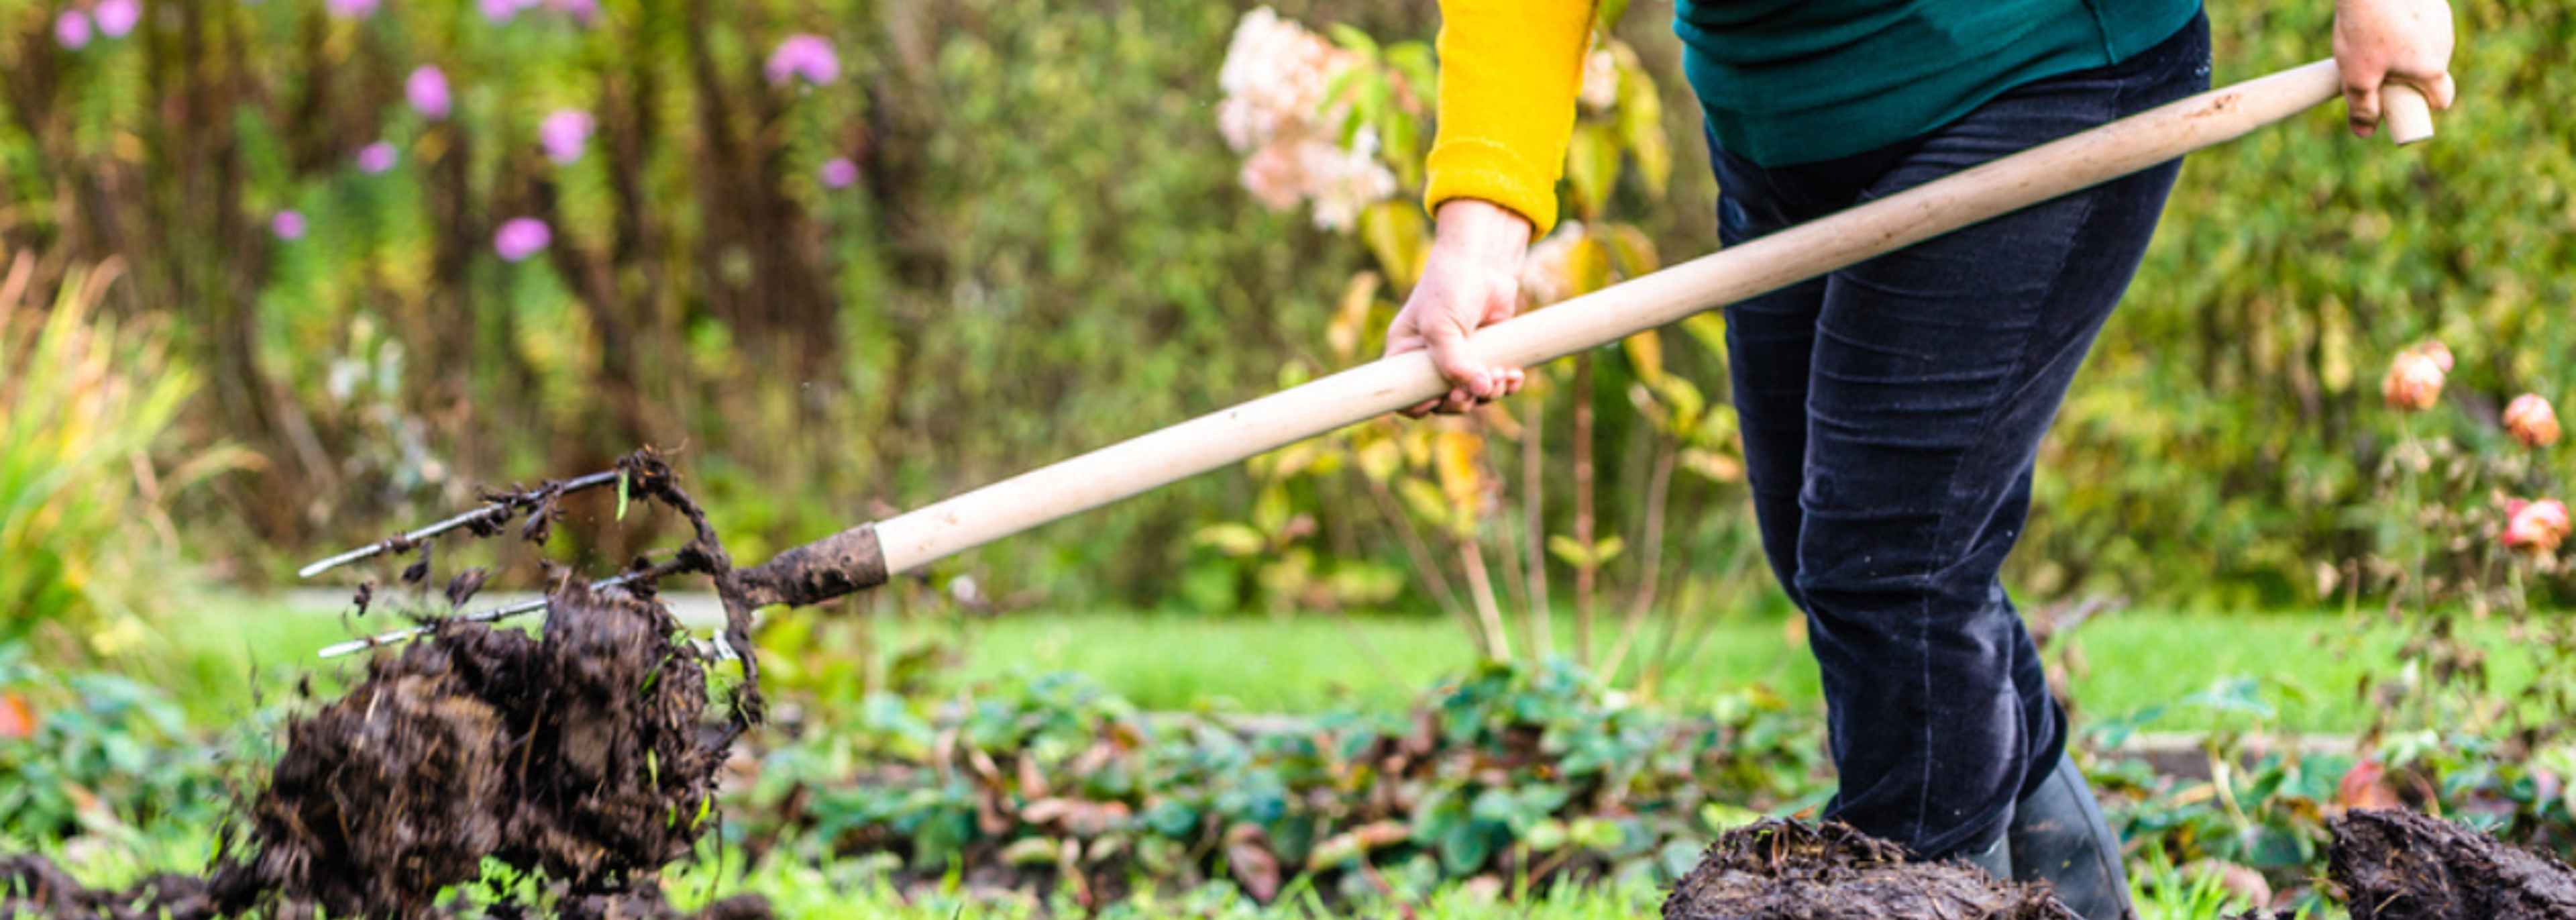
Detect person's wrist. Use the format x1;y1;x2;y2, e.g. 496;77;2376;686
1430;199;1534;267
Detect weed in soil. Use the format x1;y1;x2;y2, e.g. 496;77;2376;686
1660;819;2074;920
2328;807;2576;920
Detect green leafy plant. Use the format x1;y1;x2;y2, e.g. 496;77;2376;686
744;662;1828;906
0;261;230;658
0;644;231;845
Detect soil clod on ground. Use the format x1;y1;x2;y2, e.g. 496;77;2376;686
1;578;763;919
226;578;727;919
1660;819;2074;920
2328;807;2576;920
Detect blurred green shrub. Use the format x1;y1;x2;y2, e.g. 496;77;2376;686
0;262;226;657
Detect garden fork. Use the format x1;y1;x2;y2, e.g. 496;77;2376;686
301;62;2432;662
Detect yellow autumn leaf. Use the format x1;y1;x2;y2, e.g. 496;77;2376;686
1433;427;1485;513
1327;271;1383;362
1623;329;1664;387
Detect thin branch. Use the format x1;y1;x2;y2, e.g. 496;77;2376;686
1602;437;1676;680
1460;537;1512;662
1367;478;1481;653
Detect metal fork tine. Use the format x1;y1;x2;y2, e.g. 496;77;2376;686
315;566;655;659
297;470;624;578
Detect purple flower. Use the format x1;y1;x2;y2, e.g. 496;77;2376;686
479;0;541;23
272;210;307;240
545;0;598;23
94;0;140;38
538;109;594;165
765;34;839;87
325;0;379;19
494;217;551;262
55;10;92;50
820;157;859;189
356;141;398;174
407;66;451;120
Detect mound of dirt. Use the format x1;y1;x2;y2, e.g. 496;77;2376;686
228;578;733;919
1;578;762;920
2328;807;2576;920
1660;819;2074;920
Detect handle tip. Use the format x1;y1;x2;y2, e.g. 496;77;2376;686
2382;83;2435;146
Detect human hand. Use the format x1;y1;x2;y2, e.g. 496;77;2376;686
1385;199;1532;417
2334;0;2457;138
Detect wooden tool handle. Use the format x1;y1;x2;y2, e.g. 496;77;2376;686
814;58;2369;586
2381;82;2436;145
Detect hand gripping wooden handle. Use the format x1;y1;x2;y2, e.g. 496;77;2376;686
757;59;2385;598
2381;82;2436;145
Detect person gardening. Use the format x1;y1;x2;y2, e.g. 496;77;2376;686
1386;0;2455;916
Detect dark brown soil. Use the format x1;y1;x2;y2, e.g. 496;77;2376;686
1;578;762;919
222;579;726;919
1660;819;2074;920
2328;807;2576;919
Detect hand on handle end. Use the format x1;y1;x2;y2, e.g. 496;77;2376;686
1387;199;1533;418
2335;0;2455;142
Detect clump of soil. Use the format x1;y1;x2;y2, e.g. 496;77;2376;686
1660;819;2074;920
2327;807;2576;920
1;579;761;919
224;580;727;919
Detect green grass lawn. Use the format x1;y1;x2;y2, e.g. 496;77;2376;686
144;589;2538;737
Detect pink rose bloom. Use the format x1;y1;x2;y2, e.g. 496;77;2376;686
326;0;380;19
272;210;307;240
2503;499;2572;554
407;66;452;120
356;141;398;174
2418;341;2455;373
539;109;594;165
2504;393;2561;448
56;10;92;50
819;157;859;189
94;0;140;38
2381;344;2448;413
765;34;839;87
494;217;551;262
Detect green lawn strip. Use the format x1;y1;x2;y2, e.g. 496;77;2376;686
143;591;2545;735
867;607;2531;735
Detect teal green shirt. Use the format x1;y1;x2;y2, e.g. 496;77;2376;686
1675;0;2202;166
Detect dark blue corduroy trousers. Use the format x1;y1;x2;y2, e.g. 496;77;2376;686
1705;12;2210;861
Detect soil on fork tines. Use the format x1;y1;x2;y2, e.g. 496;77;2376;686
0;579;769;920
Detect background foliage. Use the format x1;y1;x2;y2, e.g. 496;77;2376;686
0;0;2567;626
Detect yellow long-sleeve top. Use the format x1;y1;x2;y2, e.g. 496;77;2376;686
1423;0;1595;234
1427;0;2204;233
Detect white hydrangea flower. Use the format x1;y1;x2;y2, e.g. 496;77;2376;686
1519;221;1588;307
1578;49;1619;112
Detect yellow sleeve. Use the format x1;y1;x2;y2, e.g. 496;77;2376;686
1424;0;1597;234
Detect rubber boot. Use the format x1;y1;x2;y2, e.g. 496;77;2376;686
1959;829;2013;880
2010;752;2135;920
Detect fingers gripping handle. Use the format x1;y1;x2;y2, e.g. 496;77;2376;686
2381;82;2436;145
